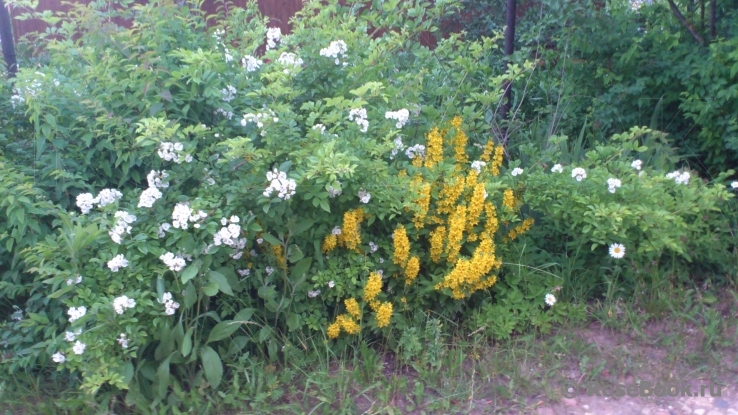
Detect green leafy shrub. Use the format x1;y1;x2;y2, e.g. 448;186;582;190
520;126;738;295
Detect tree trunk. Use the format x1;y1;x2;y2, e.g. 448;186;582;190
499;0;516;133
0;0;16;77
709;0;716;39
666;0;705;45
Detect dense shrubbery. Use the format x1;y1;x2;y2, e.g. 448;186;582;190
1;0;737;412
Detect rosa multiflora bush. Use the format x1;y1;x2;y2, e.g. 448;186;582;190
5;0;536;408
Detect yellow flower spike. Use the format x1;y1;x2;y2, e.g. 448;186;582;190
344;298;361;319
446;205;467;263
412;181;432;229
392;226;410;266
425;127;444;169
412;156;423;168
506;218;535;242
398;170;408;178
450;116;463;129
436;235;499;299
339;210;362;250
453;129;469;167
337;314;361;335
322;234;337;253
404;256;420;285
490;145;504;176
437;176;465;214
327;321;341;339
480;141;495;162
466;183;486;232
429;226;446;263
369;300;381;312
484;202;499;236
364;272;383;303
502;189;516;210
272;244;287;271
376;302;393;328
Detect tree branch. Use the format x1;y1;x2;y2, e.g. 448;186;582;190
666;0;705;45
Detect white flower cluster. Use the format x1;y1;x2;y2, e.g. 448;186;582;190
241;110;278;137
157;142;190;164
73;341;86;355
385;109;410;129
238;268;251;277
390;136;405;159
471;160;487;173
216;108;234;120
332;226;342;235
66;275;82;286
76;188;123;214
158;223;171;238
139;170;169;208
731;181;738;189
221;85;237;102
666;170;690;185
118;333;129;348
212;29;234;63
242;55;262;72
171;203;208;229
571;167;587;181
65;329;82;342
266;266;275;275
277;52;303;74
160;252;187;272
264;169;297;200
349;108;369;133
319;40;348;66
405;144;425;160
109;211;136;244
511;167;524;177
107;254;129;272
213;217;246;256
607;178;622;193
312;124;326;134
369;241;379;253
328;281;335;288
266;27;281;50
67;306;87;323
358;189;371;204
138;187;163;208
160;292;180;315
328;181;342;198
308;289;321;298
631;160;642;170
551;164;564;173
52;352;66;363
113;295;136;314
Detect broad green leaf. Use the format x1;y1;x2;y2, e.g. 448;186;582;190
207;320;240;343
200;346;223;389
181;263;198;284
181;327;194;357
261;233;281;246
290;257;312;280
209;270;234;296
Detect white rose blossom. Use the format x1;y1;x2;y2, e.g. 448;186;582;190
511;167;524;177
52;352;66;363
551;164;563;173
348;108;369;132
319;40;348;66
358;189;371;204
385;109;410;129
67;306;87;323
263;168;296;200
571;167;587;181
107;254;129;272
471;161;487;173
113;295;136;314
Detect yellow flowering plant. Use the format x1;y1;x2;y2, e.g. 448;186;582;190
320;117;536;339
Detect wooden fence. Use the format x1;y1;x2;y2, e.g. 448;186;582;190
9;0;304;40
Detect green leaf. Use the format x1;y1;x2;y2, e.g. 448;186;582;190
181;263;198;284
261;233;281;246
157;355;172;399
181;328;194;357
27;313;49;325
209;270;234;296
202;281;219;296
290;257;312;280
288;245;305;263
184;282;197;308
286;313;300;331
258;326;273;343
200;346;223;389
234;308;255;322
207;320;240;343
291;220;314;236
